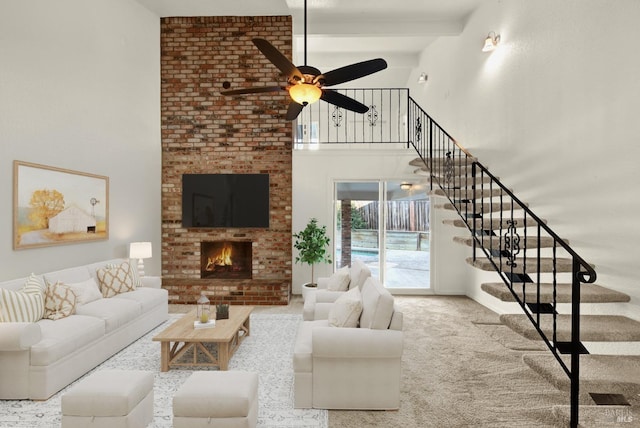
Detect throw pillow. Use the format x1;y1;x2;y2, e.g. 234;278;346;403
97;261;137;298
67;277;103;306
128;260;143;288
328;286;362;328
0;273;45;322
44;281;77;320
326;266;351;291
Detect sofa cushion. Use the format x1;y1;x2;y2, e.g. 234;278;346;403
360;277;395;330
327;266;351;291
112;287;168;313
66;277;103;306
43;281;77;320
75;298;142;333
0;277;33;292
328;287;362;328
30;315;105;366
97;261;138;298
349;260;372;290
43;266;92;285
0;273;45;322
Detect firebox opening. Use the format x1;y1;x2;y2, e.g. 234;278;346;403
201;241;252;279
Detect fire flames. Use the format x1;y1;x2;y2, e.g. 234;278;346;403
205;244;233;271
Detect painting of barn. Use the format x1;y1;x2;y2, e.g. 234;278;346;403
48;206;96;234
14;161;108;249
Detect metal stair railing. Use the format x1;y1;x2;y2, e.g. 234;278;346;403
296;90;598;426
407;96;597;428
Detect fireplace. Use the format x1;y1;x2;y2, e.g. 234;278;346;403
201;241;252;279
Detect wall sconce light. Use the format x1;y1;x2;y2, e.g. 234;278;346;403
129;241;152;277
482;31;500;52
417;73;428;84
400;183;413;191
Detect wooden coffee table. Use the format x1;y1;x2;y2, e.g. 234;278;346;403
152;306;253;372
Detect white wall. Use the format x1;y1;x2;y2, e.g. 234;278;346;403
407;0;640;309
0;0;161;280
292;145;419;294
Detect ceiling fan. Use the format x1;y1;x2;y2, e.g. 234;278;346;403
220;0;388;121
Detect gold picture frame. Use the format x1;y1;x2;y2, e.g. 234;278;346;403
13;161;109;250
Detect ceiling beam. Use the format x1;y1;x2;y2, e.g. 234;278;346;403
295;19;465;37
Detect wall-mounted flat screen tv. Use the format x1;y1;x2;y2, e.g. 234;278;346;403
182;174;270;228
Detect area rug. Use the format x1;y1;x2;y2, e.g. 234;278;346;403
0;313;327;428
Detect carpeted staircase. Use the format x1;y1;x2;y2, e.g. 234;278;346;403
411;155;640;426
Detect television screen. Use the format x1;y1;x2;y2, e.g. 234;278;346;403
182;174;270;228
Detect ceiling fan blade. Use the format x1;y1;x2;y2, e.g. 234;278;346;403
220;86;284;96
320;58;388;87
252;38;303;81
285;102;305;121
321;90;369;113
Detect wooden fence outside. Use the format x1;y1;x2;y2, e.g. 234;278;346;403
357;200;429;232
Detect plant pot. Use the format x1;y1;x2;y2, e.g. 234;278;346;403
301;282;317;302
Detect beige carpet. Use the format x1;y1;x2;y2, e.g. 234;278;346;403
327;296;567;428
170;296;640;427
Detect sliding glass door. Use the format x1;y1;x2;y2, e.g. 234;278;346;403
334;180;430;293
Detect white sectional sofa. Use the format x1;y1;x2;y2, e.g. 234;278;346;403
294;276;404;410
0;259;168;400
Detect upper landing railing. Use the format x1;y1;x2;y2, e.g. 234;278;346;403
293;88;409;145
295;88;596;428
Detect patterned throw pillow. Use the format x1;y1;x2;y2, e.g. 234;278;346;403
44;281;77;320
0;273;45;322
97;261;137;298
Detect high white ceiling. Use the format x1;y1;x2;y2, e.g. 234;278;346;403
135;0;481;87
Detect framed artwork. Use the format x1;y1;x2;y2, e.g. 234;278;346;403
13;161;109;250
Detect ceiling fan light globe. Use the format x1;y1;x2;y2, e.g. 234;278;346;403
289;83;321;106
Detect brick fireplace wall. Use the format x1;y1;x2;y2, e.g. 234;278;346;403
160;16;293;305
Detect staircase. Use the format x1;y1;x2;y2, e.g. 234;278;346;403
405;97;640;427
297;88;639;426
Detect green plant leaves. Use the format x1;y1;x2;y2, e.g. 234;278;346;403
293;218;332;284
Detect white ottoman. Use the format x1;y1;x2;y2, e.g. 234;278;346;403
173;371;258;428
61;369;154;428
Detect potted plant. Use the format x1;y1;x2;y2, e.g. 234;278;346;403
293;218;332;293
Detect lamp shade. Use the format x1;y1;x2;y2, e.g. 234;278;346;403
289;83;322;106
129;241;152;259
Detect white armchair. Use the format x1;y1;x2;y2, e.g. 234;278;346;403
303;259;371;321
294;276;403;410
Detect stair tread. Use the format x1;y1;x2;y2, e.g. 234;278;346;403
501;314;640;342
417;171;495;185
466;256;575;273
446;217;543;229
523;354;640;393
433;187;508;199
481;282;631;304
552;404;636;427
409;156;477;167
454;235;558;248
440;202;525;213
